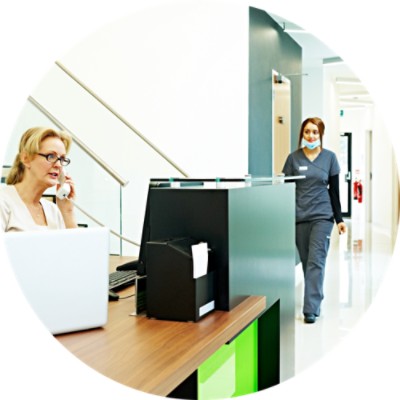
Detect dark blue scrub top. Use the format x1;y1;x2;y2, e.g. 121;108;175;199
282;148;340;223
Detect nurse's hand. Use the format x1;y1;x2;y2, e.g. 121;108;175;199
337;222;347;235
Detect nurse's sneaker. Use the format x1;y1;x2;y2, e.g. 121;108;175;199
304;314;316;324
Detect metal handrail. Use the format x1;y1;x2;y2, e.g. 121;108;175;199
55;61;189;177
28;96;129;187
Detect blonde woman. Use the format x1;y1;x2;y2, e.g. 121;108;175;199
0;127;77;232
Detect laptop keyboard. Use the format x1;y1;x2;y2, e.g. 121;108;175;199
109;270;137;291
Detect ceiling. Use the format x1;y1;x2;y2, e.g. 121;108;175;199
269;13;373;109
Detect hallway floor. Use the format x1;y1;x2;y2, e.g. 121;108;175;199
294;215;395;375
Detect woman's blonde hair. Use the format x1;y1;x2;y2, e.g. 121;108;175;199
6;127;72;185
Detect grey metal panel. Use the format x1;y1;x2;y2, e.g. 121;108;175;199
229;183;295;381
249;7;302;176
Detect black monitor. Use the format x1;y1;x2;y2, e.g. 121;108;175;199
116;184;152;274
117;180;203;274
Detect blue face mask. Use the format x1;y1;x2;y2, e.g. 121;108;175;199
302;138;321;150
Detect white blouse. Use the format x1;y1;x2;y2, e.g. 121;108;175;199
0;185;65;232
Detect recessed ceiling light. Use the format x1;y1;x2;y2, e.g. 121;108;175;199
323;57;344;65
339;99;373;106
336;78;363;85
339;92;370;99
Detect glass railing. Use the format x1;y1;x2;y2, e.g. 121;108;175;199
23;62;191;257
66;142;126;254
149;175;304;188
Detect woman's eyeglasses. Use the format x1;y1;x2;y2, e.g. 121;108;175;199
38;153;71;166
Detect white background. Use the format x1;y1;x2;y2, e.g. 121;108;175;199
1;1;399;399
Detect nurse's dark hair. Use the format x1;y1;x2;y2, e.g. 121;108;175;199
297;117;325;149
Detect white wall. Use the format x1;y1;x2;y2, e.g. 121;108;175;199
371;110;397;237
302;65;324;120
59;0;249;177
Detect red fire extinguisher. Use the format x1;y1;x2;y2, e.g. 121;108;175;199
353;179;363;203
357;180;363;203
353;180;359;200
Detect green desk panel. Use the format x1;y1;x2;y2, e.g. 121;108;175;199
198;321;258;399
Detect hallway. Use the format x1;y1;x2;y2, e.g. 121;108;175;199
294;215;395;375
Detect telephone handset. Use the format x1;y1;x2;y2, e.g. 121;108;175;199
56;169;71;200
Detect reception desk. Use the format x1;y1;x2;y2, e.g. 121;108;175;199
58;178;296;397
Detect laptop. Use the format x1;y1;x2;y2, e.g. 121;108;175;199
3;227;109;335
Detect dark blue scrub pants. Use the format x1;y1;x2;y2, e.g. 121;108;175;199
296;219;334;317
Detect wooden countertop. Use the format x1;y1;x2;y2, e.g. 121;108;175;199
57;284;266;396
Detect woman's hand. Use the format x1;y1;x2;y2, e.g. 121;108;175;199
337;221;347;235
